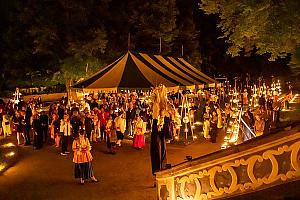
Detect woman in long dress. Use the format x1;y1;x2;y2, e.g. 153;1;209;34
210;111;218;143
72;128;98;184
133;115;145;149
216;107;223;129
2;112;12;137
106;115;117;154
203;111;210;140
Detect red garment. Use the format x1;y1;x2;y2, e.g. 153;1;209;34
97;111;109;126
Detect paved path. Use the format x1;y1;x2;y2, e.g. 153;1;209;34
0;130;224;200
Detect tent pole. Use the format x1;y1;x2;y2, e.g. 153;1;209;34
128;33;131;50
181;45;184;57
159;37;162;54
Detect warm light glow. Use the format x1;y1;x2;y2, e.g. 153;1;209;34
184;128;188;132
194;121;202;125
5;152;15;157
2;143;15;148
175;136;179;140
193;135;197;139
0;164;6;171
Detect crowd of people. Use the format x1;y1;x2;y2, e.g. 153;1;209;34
0;82;290;184
0;84;288;150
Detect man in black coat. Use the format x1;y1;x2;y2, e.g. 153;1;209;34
39;111;49;143
126;103;136;136
24;105;32;145
84;113;94;142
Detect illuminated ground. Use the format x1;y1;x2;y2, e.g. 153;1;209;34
0;130;225;200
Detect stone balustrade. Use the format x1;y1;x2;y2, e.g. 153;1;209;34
156;127;300;200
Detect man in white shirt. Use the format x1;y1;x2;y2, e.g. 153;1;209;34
114;112;126;146
60;114;72;155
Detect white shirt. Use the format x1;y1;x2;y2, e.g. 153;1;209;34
60;120;72;136
114;116;126;133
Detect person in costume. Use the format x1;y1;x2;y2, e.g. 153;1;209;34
60;114;72;155
216;106;223;129
72;127;98;185
106;115;117;154
210;110;218;143
133;114;145;149
114;111;126;147
2;112;12;137
203;110;210;140
150;86;168;187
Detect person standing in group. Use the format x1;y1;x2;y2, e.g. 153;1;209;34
70;110;82;139
60;114;72;156
72;127;98;185
224;103;232;128
24;105;32;145
98;107;108;142
210;110;218;143
32;111;42;149
91;110;99;142
203;111;210;140
106;115;116;154
114;112;126;147
84;113;93;142
39;111;49;143
50;113;57;145
133;114;145;149
2;111;12;138
126;103;136;136
53;114;61;148
254;115;265;137
216;106;223;129
13;111;24;145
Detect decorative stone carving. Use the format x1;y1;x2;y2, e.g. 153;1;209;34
157;134;300;200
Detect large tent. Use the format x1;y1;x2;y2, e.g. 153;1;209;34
72;51;216;92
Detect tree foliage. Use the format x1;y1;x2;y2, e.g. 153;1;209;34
200;0;300;73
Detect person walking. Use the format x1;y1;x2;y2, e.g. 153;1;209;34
72;128;98;185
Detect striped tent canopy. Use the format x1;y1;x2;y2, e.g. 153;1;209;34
72;51;216;91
